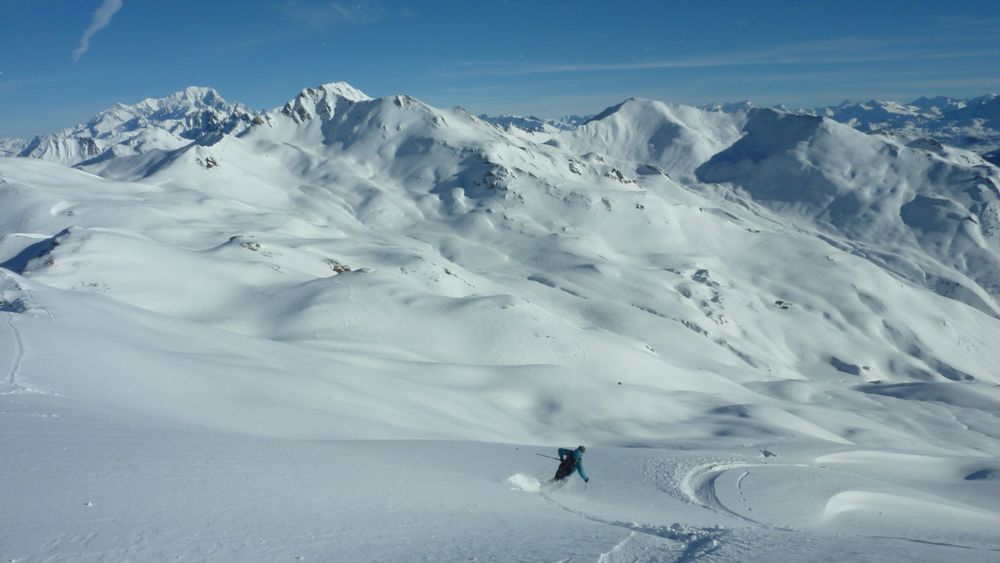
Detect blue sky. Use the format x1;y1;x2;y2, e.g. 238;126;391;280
2;0;1000;138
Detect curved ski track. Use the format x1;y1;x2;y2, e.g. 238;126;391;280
4;314;23;393
539;492;728;563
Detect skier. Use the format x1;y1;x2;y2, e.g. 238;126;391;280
550;445;588;484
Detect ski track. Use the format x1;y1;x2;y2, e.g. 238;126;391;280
4;314;23;392
681;459;1000;558
735;469;752;513
866;535;1000;554
681;461;794;530
539;492;727;563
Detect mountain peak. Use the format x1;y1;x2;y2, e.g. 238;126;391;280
170;86;226;105
133;86;232;115
279;82;372;123
585;97;651;123
310;82;372;103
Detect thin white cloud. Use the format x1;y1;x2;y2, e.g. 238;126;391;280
72;0;124;61
440;45;1000;78
438;29;1000;79
279;0;390;29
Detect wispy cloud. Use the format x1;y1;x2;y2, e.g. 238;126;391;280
279;0;397;29
72;0;123;61
437;33;1000;78
438;42;1000;76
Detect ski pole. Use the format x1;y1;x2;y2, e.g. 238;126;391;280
536;453;560;461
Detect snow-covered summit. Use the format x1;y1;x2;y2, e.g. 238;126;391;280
552;97;749;181
278;82;373;123
78;85;244;137
314;81;373;103
132;86;232;115
13;85;254;165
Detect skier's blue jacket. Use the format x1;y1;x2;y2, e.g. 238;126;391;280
558;448;588;481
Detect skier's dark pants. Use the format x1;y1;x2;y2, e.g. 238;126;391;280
553;459;575;481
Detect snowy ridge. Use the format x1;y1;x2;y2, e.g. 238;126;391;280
2;82;1000;560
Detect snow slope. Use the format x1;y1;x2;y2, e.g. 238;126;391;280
4;396;998;561
697;109;1000;318
2;83;1000;561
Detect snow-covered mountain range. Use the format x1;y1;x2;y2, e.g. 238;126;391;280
476;94;1000;164
7;86;255;165
6;88;999;164
2;82;1000;560
809;95;1000;158
478;113;591;133
695;94;1000;162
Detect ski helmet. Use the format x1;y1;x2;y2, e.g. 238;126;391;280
577;445;586;453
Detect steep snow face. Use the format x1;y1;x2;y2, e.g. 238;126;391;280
697;109;1000;316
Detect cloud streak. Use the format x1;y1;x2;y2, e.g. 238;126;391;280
437;34;1000;78
72;0;123;61
279;0;392;29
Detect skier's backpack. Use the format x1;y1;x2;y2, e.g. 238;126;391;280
555;454;577;479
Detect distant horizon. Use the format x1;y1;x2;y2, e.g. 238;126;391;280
2;0;999;138
3;80;999;140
